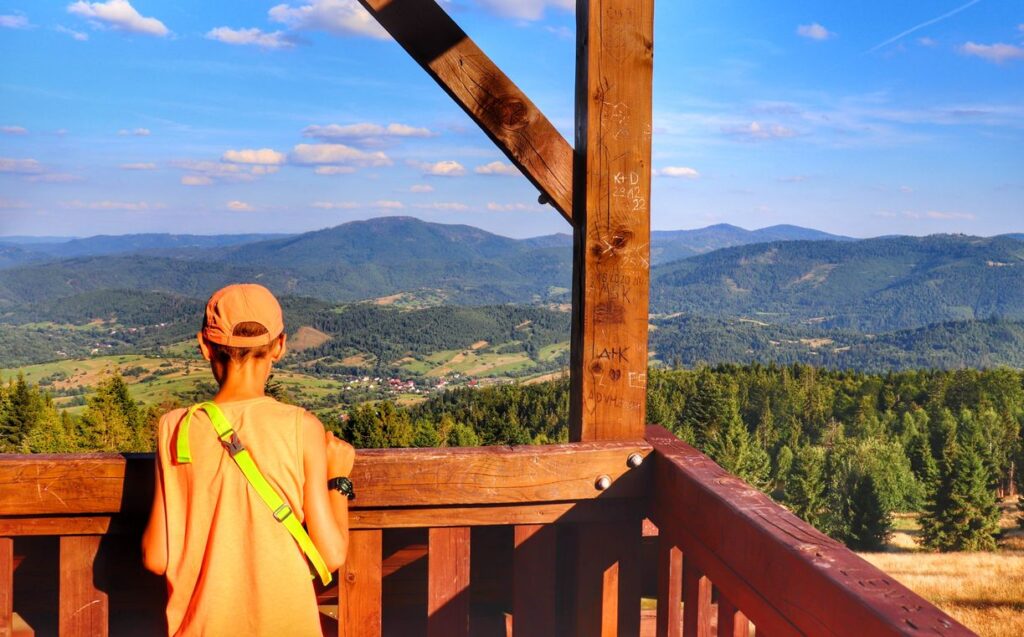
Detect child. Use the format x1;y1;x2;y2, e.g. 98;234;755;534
142;283;353;636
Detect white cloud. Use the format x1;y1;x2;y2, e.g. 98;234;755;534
655;166;699;179
374;200;404;209
904;210;976;220
474;161;520;176
120;162;156;170
302;122;433;147
268;0;388;40
56;25;89;40
118;127;150;136
410;184;434;193
778;175;809;183
26;173;83;183
68;0;169;37
62;199;158;211
413;160;466;177
476;0;573;21
413;202;470;211
487;202;543;212
206;27;294;49
0;198;29;210
1;126;27;135
222;148;287;165
0;14;29;29
959;42;1024;64
181;175;213;186
724;121;798;141
312;200;359;209
797;23;833;41
314;166;356;175
899;185;913;193
0;158;43;174
226;200;255;212
289;143;392;168
917;37;936;47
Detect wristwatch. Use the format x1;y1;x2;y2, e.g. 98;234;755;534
328;476;356;500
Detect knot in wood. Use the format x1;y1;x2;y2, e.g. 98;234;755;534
495;97;528;130
590;360;604;374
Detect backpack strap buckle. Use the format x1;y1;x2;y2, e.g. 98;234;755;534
273;503;293;522
220;430;245;456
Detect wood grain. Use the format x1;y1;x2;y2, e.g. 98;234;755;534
569;0;655;442
358;0;573;222
340;529;382;637
427;527;470;637
59;535;107;637
647;425;974;637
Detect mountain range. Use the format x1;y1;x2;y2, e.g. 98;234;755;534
1;217;1022;336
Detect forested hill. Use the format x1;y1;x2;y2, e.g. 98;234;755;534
651;234;1024;332
1;219;1023;337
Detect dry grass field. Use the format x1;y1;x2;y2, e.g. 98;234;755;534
860;500;1024;637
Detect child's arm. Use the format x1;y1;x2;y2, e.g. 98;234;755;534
301;412;350;573
141;457;168;575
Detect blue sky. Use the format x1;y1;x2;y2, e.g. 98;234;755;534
0;0;1021;239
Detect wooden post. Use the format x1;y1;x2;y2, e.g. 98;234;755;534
682;561;712;637
340;529;383;637
427;527;470;637
656;538;683;637
59;535;107;637
717;595;750;637
569;0;655;442
513;524;557;637
0;537;11;637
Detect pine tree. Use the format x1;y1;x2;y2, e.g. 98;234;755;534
846;473;891;551
920;441;1000;552
784;445;826;528
0;374;42;450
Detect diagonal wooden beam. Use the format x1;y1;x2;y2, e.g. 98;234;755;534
358;0;574;223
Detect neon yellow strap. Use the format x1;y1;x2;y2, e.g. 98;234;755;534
176;401;333;586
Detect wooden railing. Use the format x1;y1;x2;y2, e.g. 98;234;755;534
0;428;973;636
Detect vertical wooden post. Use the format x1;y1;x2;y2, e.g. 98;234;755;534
655;538;683;637
0;537;12;637
717;595;750;637
59;535;107;637
682;562;712;637
568;0;653;633
427;527;470;637
569;0;655;442
340;529;383;637
513;524;557;637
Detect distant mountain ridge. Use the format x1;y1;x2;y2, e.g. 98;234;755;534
1;218;1022;336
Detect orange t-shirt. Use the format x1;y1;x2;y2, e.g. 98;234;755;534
155;396;322;637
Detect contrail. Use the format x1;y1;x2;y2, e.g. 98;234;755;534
866;0;983;53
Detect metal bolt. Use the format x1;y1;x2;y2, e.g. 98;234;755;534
538;193;552;205
627;453;644;468
595;475;612;491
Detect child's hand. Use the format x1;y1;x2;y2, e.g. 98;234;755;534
325;431;355;477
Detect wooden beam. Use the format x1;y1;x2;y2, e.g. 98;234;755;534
512;524;557;637
655;538;683;637
427;527;470;637
59;535;107;637
647;425;975;637
0;443;650;517
569;0;655;442
358;0;574;221
340;529;383;637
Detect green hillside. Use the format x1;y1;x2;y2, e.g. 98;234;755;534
651;235;1024;331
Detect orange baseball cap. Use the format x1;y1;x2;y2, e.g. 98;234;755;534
201;283;284;347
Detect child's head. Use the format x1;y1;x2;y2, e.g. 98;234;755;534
197;284;287;378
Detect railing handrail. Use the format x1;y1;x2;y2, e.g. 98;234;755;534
645;424;974;637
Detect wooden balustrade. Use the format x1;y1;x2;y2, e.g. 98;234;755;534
0;430;974;636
